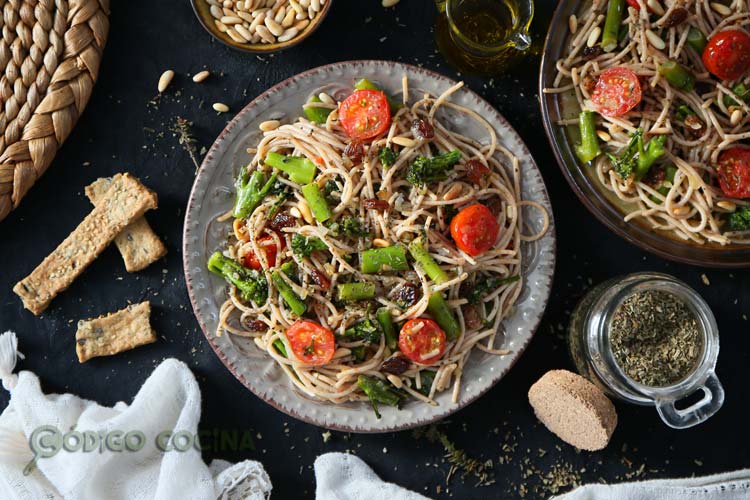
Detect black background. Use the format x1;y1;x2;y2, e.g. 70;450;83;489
1;1;749;499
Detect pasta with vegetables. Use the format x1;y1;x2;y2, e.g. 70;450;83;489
208;76;548;416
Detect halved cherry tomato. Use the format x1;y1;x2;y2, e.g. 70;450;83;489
591;67;642;117
703;30;750;81
243;236;280;270
339;90;391;141
450;203;500;256
398;318;446;366
717;146;750;199
286;320;336;366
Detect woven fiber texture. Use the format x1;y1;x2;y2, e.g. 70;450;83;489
0;0;109;222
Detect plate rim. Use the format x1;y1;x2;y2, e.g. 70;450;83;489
183;59;557;432
539;1;750;268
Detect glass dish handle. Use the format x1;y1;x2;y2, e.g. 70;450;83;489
655;372;724;429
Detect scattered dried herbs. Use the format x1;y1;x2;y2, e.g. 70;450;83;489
172;116;201;171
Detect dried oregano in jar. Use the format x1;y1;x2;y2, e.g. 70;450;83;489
609;290;704;387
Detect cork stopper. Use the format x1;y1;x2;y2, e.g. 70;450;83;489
528;370;618;451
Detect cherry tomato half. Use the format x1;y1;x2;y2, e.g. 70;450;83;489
703;30;750;81
591;67;643;117
450;203;501;256
717;146;750;199
286;320;336;366
339;89;391;141
399;318;446;366
243;236;280;270
625;0;641;10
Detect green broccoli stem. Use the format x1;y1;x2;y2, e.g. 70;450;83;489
601;0;624;52
301;183;332;222
303;95;332;124
416;370;437;396
233;169;278;219
207;252;267;304
272;339;288;357
723;83;750;107
687;27;707;53
360;246;409;274
658;60;695;91
264;152;316;184
354;78;403;112
337;282;376;301
635;134;667;180
575;111;602;164
357;375;401;418
376;307;397;350
408;239;450;284
271;270;306;316
427;292;461;341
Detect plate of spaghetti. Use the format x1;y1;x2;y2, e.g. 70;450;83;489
184;61;555;431
541;0;750;266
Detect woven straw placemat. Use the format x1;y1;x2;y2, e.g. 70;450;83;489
0;0;109;222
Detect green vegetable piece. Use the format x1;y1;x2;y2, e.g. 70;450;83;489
352;346;367;362
337;282;376;302
342;316;383;344
273;339;288;357
601;0;624;52
575;111;602;164
378;147;398;168
658;60;695;92
408;239;450;284
376;307;397;350
264;152;316;184
728;206;750;232
233;169;279;219
606;129;666;180
635;135;667;180
301;183;332;222
416;370;437;397
357;375;402;418
271;270;306;316
354;78;403;112
291;234;327;259
207;252;268;304
406;150;462;186
360;246;408;274
687;27;707;53
675;104;694;122
467;275;520;305
303;95;332;124
427;292;460;341
328;216;369;238
723;83;750;108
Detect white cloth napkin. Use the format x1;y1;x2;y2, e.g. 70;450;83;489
552;469;750;500
0;331;272;500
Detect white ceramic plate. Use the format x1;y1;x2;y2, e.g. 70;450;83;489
183;60;556;432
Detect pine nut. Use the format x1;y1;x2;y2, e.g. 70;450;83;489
373;238;390;247
237;10;254;22
235;23;254;40
294;18;310;30
710;2;731;15
646;29;665;50
289;0;305;15
289;207;301;218
299;0;309;7
392;136;416;147
282;8;296;27
587;27;601;48
443;184;463;201
277;27;299;42
259;119;280;131
718;200;737;212
226;27;245;43
158;70;174;93
731;109;743;126
221;15;243;24
213;102;230;113
249;12;266;30
647;0;664;15
210;5;223;18
568;14;577;34
214;19;229;32
672;206;690;216
596;130;612;141
265;17;284;36
256;25;275;43
298;200;313;223
223;6;234;16
387;374;403;388
274;6;286;23
192;70;211;83
318;92;334;105
310;0;320;11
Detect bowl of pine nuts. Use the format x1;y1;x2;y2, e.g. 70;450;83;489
192;0;332;53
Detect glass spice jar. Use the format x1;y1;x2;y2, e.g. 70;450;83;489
568;272;724;429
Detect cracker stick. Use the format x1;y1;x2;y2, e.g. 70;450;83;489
85;176;167;272
76;301;157;362
13;174;158;315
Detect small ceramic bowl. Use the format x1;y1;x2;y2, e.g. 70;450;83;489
190;0;332;54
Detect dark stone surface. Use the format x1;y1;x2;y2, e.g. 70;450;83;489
1;1;749;498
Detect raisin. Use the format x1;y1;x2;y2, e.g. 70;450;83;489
663;7;688;28
582;46;603;60
241;318;267;332
642;165;666;187
268;212;295;231
411;118;435;140
465;159;491;184
344;141;364;164
389;282;419;309
310;269;331;291
582;75;597;95
462;305;482;330
381;354;410;375
363;198;390;211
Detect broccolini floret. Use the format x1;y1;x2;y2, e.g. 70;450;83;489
406;150;462;186
207;252;268;304
291;234;327;258
728;206;750;232
233;169;278;219
378;147;398;168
